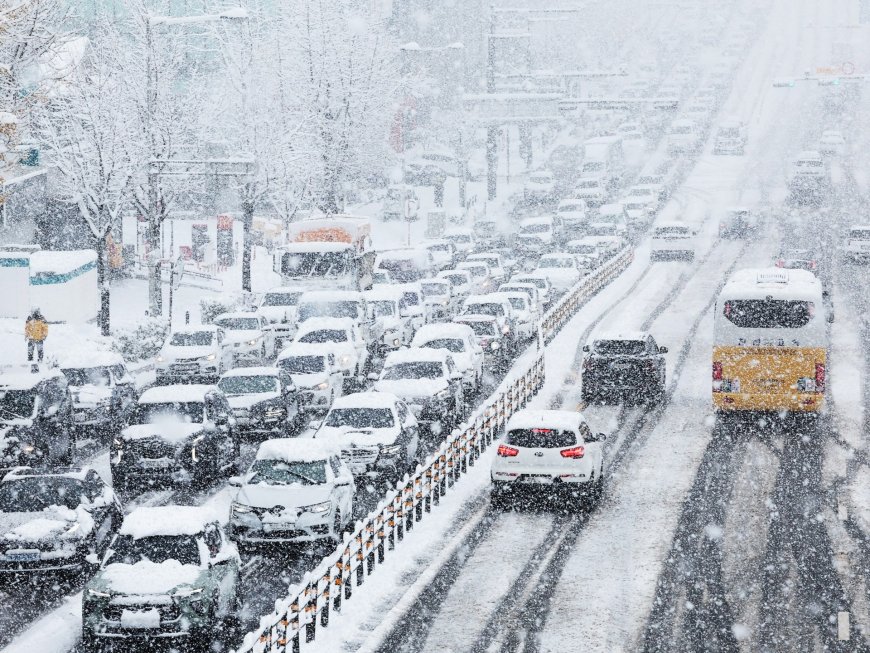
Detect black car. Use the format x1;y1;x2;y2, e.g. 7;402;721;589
217;367;302;437
581;333;667;404
111;384;239;491
0;366;74;469
0;466;122;576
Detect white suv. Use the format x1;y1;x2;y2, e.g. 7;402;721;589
213;312;276;364
845;225;870;263
155;326;233;382
491;409;606;509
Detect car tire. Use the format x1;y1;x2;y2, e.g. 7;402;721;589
332;512;343;543
111;470;128;493
491;488;511;511
81;629;102;653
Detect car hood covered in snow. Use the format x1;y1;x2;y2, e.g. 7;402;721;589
234;483;333;511
374;378;449;400
121;423;202;444
226;392;281;410
315;425;400;447
0;506;89;544
160;344;214;362
97;559;203;596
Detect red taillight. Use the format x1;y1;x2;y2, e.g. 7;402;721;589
810;260;817;270
560;446;585;459
497;444;519;457
775;259;784;267
815;363;825;393
713;361;723;381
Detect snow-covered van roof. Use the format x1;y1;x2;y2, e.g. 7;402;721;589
138;384;215;404
376;248;431;263
598;204;625;215
413;323;475;342
299;290;363;303
330;391;399;410
0;365;65;390
506;409;586;433
383;347;450;366
29;249;96;275
277;342;336;361
220;366;280;378
255;438;339;463
120;506;218;539
721;268;822;301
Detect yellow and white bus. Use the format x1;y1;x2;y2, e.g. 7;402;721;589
712;268;828;414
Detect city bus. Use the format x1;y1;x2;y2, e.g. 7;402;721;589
712;268;828;414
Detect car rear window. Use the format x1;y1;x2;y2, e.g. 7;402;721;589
723;300;813;329
506;428;577;448
594;340;646;355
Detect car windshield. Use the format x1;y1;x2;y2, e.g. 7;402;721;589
506;428;576;449
422;282;450;296
428;244;450;253
723;300;813;329
0;477;84;512
325;407;395;429
370;300;396;317
218;375;279;395
577;180;600;189
594;340;647;355
559;204;585;212
461;321;497;336
279;356;325;374
372;272;391;284
672;125;693;135
583;161;604;172
215;317;260;330
169;331;213;346
539;258;574;269
0;390;36;420
281;251;349;277
298;329;348;344
108;534;200;567
62;367;111;387
382;362;444;380
131;402;204;424
529;175;551;183
298;301;359;321
520;223;551;234
570;244;597;254
464;303;504;317
638;176;662;185
419;338;465;354
401;292;420;307
262;292;301;307
655;226;689;235
517;278;547;290
796;159;823;168
507;297;526;310
441;274;467;287
248;459;327;486
850;229;870;240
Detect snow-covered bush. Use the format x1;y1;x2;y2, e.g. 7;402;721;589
200;297;242;324
112;317;169;362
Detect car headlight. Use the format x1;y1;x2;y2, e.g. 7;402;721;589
300;501;332;515
172;587;204;601
87;588;111;599
502;325;510;334
204;353;216;362
380;443;403;456
231;501;253;514
316;382;329;391
339;355;351;365
247;339;258;346
491;341;501;351
156;355;164;363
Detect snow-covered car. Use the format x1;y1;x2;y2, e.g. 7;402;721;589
365;286;415;352
586;235;624;258
789;150;827;183
714;119;746;155
155;325;233;383
535;253;583;291
516;216;558;255
498;283;543;316
465;252;508;284
313;392;420;484
374;349;466;432
372;269;396;286
581;332;668;404
423;240;458;271
0;366;74;468
297;291;384;355
719;206;760;239
461;295;516;345
565;239;603;269
0;466;122;575
573;178;608;207
628;183;663;209
496;291;538;340
511;273;554;307
82;506;240;650
395;283;427;334
818;130;846;156
437;269;474;301
620;196;656;229
111;385;238;491
60;353;136;432
293;318;369;381
411;323;484;396
257;286;305;348
594;203;630;237
443;228;475;254
844;225;870;263
490;409;606;509
217;367;301;436
555;198;589;235
650;222;696;261
374;248;436;284
457;261;496;295
452;315;510;364
421;278;461;323
276;343;344;413
634;174;671;202
667;118;703;154
213;312;277;365
523;169;556;204
228;439;354;548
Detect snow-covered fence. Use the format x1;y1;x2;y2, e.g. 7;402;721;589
542;246;634;340
234;355;545;653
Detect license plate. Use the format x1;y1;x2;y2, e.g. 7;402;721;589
74;413;88;423
6;551;39;562
120;608;161;630
264;522;296;533
139;459;169;470
612;362;631;370
525;475;552;484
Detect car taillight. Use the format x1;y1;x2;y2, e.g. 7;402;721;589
712;361;723;381
775;259;784;267
810;260;817;270
815;363;825;393
560;446;585;459
497;444;519;457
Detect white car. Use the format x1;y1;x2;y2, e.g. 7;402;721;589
818;130;846;156
515;216;558;255
276;342;344;413
714;119;746;155
564;239;603;269
293;318;368;380
466;252;508;285
421;278;460;323
594;203;630;237
424;240;458;271
229;439;355;546
490;409;606;509
411;323;484;396
395;283;427;334
374;348;466;432
620;196;656;229
437;269;474;300
556;198;589;234
213;312;277;364
453;315;509;361
461;294;515;342
365;286;415;352
628;184;663;208
511;273;553;307
257;286;304;348
667;118;703;154
635;174;671;202
586;235;624;258
789;150;827;183
155;325;233;382
443;228;475;254
535;253;583;291
524;169;556;203
457;261;496;295
573;178;608;207
496;291;537;340
498;282;543;315
650;222;696;261
844;225;870;263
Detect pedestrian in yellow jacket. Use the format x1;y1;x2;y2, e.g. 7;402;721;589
25;308;48;362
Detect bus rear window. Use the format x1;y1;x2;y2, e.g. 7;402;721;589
723;300;813;329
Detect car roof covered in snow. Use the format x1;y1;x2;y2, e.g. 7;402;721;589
171;324;221;334
214;311;263;322
255;438;339;463
364;286;404;301
59;351;126;369
295;317;356;333
299;290;363;303
0;365;65;390
330;391;398;410
721;268;822;301
277;342;335;361
220;366;280;378
120;506;217;539
520;216;554;226
3;465;92;482
598;204;625;214
412;323;475;342
506;409;586;433
593;331;648;343
383;347;450;366
138;384;215;404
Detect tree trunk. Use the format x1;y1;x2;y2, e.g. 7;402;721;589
242;196;254;293
147;218;162;316
95;233;110;336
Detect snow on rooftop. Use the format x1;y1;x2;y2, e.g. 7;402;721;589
506;409;585;433
364;286;404;300
0;365;64;389
29;250;95;274
296;317;356;333
255;438;339;463
138;384;214;404
120;505;217;538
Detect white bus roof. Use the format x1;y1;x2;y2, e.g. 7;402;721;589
721;268;822;301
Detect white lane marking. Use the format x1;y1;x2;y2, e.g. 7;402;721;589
838;611;850;641
837;497;848;521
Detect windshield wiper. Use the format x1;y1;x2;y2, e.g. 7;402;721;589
0;406;29;421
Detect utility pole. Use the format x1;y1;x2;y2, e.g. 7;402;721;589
485;5;498;201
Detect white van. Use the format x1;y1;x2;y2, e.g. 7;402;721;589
714;119;746;155
651;222;696;261
582;135;625;189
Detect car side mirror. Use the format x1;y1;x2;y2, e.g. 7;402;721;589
659;346;668;354
228;475;243;487
335;480;351;487
582;345;590;352
595;432;607;442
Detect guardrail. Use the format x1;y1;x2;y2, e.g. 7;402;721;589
233;245;634;653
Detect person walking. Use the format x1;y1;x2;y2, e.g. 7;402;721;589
25;308;48;362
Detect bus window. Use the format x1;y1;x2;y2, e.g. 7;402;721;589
722;300;813;329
